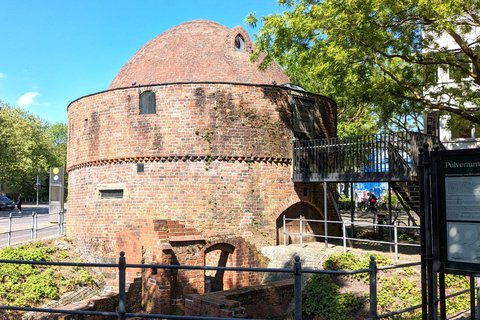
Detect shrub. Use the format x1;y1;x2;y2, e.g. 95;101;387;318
302;273;366;320
323;252;361;271
314;252;471;319
0;239;98;312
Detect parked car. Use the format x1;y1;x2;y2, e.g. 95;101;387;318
0;196;15;210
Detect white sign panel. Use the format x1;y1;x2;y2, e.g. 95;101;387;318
447;222;480;263
445;176;480;221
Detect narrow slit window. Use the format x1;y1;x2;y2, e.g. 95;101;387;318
139;91;156;114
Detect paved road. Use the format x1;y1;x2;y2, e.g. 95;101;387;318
0;203;65;246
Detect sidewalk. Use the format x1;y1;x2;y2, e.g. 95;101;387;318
0;203;49;218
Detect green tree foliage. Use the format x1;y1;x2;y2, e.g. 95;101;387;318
46;123;67;167
246;0;480;135
0;100;67;200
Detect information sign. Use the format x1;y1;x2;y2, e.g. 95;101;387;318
49;167;65;223
435;151;480;273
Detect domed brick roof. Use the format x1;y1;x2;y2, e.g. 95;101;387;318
108;20;290;89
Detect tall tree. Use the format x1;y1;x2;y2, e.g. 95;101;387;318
46;123;67;168
0;100;66;200
246;0;480;135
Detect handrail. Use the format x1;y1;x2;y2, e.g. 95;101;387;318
283;215;420;261
0;252;472;320
292;132;444;182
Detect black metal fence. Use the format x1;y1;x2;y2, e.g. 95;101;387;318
292;132;443;182
0;252;475;319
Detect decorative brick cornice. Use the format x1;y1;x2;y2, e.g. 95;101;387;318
66;155;292;172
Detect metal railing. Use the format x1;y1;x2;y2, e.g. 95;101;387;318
0;252;410;320
0;211;66;247
0;252;475;319
292;132;443;182
283;215;421;261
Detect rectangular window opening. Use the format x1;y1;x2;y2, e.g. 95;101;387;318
100;189;124;199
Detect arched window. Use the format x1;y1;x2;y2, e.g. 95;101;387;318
234;34;245;52
139;91;156;115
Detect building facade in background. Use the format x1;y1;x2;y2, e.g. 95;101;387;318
424;23;480;150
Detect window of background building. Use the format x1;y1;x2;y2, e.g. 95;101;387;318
449;52;471;81
448;113;480;139
139;91;156;115
425;64;438;83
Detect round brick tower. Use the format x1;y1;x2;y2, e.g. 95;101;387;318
67;20;336;312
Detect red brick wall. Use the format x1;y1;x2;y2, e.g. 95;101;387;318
184;279;294;318
139;230;266;314
66;82;336;311
67;82;335;256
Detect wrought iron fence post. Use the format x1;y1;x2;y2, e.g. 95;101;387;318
294;256;302;320
7;213;12;247
342;219;347;252
118;251;126;320
369;255;377;320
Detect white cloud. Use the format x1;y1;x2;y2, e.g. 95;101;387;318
0;73;5;78
18;92;40;107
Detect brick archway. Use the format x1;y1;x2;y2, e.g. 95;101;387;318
276;202;324;245
204;243;235;292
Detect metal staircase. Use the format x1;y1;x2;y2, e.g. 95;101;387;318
392;180;420;224
292;131;444;221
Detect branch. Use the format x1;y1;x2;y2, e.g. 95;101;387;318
374;59;480;125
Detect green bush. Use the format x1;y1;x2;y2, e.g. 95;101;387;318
324;252;392;282
338;195;353;210
302;273;366;320
312;252;472;319
0;239;97;311
323;252;361;271
398;231;419;242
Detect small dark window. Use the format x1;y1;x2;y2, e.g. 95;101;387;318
100;189;124;199
140;91;156;115
137;163;144;173
235;34;245;52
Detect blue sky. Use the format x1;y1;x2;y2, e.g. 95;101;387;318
0;1;283;125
